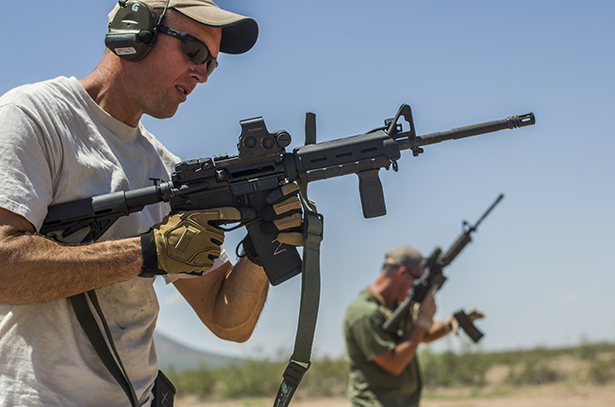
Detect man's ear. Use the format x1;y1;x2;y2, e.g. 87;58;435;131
394;266;407;279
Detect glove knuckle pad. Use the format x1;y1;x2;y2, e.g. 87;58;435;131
154;210;228;275
273;213;302;231
273;197;301;215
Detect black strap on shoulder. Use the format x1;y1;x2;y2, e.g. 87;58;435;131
70;291;139;407
273;112;324;407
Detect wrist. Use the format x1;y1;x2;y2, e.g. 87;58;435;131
414;317;433;329
139;230;164;278
444;316;454;332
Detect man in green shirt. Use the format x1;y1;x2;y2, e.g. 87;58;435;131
343;246;480;407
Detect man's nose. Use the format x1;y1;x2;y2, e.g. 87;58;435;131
190;63;209;83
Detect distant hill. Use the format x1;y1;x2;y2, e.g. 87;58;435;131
154;331;245;372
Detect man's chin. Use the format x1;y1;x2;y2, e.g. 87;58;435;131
149;106;180;120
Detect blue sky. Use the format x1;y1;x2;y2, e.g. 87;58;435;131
2;1;614;359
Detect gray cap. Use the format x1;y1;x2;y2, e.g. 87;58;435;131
109;0;258;54
384;246;425;279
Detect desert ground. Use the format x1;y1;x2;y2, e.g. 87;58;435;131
176;383;615;407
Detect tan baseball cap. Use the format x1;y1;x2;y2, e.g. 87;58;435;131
384;246;425;279
108;0;258;54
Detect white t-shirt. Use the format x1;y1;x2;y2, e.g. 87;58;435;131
0;76;226;406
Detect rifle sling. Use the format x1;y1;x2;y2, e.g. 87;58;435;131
273;182;323;407
70;291;140;407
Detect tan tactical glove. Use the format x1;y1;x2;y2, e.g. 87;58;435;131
140;208;242;277
446;309;485;335
242;182;315;264
414;287;437;329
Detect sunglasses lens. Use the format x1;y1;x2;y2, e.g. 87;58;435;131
182;40;217;75
206;59;218;76
182;40;208;65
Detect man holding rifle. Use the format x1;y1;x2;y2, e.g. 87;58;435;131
0;1;306;406
343;246;483;407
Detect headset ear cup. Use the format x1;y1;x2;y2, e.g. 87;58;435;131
106;1;157;61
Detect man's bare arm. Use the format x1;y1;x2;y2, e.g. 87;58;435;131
174;256;269;342
372;325;428;376
422;320;452;343
0;207;142;304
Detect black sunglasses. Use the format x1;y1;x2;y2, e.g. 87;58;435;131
158;25;218;76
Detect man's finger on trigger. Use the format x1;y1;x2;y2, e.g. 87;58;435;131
278;232;304;246
193;207;241;222
273;212;302;231
184;209;239;224
215;207;243;221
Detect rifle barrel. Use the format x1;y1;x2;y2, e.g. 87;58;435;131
473;193;504;230
439;193;504;266
397;112;535;151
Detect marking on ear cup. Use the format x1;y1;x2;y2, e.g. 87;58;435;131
115;47;137;55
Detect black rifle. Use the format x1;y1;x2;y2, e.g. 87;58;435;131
382;194;504;342
40;105;533;285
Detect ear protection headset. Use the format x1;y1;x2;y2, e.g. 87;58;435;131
105;0;170;61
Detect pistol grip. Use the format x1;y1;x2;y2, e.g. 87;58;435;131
357;169;386;218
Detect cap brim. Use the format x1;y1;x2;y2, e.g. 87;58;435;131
174;3;258;54
219;18;258;54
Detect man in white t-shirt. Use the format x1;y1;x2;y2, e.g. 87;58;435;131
0;1;303;406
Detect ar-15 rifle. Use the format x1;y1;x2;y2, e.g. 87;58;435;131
41;105;533;285
382;194;504;342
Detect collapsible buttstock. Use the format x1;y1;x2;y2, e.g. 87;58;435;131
357;169;386;218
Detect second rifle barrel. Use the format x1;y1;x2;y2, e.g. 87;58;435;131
398;112;535;151
473;193;504;228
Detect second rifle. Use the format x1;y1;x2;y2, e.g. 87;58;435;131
382;194;505;341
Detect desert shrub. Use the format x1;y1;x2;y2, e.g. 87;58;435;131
168;363;217;398
422;349;457;387
218;359;284;398
300;356;348;397
506;357;559;385
587;358;614;384
419;346;490;388
576;339;599;361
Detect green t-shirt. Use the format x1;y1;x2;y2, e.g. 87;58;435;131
343;289;422;407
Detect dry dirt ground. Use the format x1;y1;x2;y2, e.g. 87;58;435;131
176;383;615;407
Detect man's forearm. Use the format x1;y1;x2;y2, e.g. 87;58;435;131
0;230;143;304
423;320;452;343
373;324;427;376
